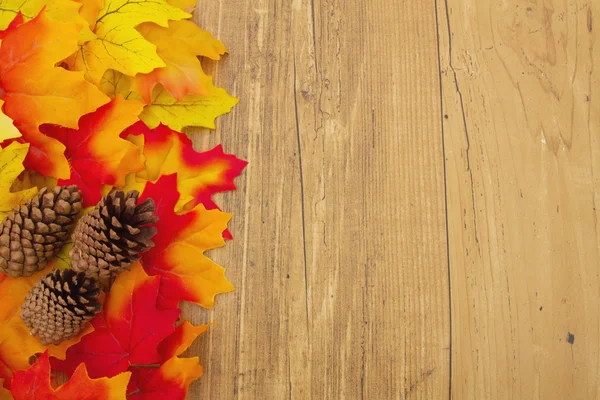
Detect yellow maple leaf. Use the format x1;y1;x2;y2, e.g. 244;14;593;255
140;81;239;131
133;20;226;102
99;71;238;130
0;143;37;222
0;102;20;141
68;0;190;84
0;0;95;43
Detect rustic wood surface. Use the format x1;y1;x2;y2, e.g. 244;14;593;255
184;0;600;398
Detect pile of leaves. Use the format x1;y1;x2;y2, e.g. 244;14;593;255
0;0;245;398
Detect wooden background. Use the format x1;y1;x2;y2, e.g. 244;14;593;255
184;0;600;398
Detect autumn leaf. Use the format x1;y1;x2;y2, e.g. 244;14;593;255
41;96;145;206
0;260;92;387
68;0;190;85
97;70;237;131
138;175;234;309
0;10;109;178
133;20;226;103
52;263;180;379
10;351;130;400
139;81;239;131
0;143;37;222
122;121;247;212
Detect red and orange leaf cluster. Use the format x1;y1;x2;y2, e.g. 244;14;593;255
52;264;210;399
42;96;145;206
0;11;108;178
0;1;244;397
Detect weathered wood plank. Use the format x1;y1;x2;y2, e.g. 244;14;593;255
438;0;600;398
185;0;449;397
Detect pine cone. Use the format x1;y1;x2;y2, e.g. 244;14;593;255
21;269;101;345
70;190;158;289
0;186;82;278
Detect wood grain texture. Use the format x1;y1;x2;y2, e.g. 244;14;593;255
184;0;450;398
438;0;600;399
180;0;599;398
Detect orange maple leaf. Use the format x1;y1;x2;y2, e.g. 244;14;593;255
10;351;130;400
133;20;227;103
0;10;109;179
138;174;234;309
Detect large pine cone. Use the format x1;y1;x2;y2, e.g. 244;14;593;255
70;190;158;289
0;186;82;278
21;269;101;345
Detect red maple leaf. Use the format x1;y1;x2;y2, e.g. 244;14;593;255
126;357;202;400
52;264;180;379
138;175;234;309
126;321;208;399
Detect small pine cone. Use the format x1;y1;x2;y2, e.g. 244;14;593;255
70;190;158;289
21;269;101;345
0;186;82;278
